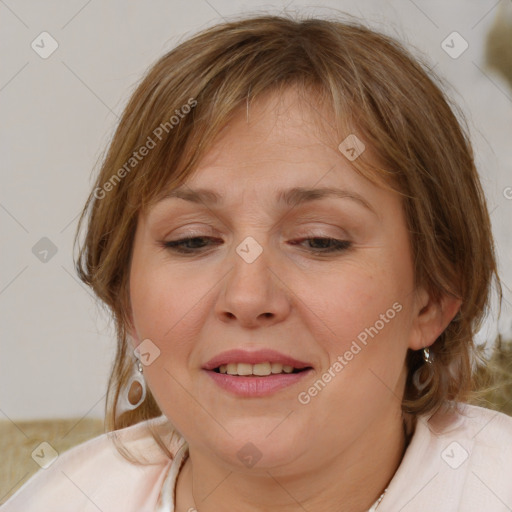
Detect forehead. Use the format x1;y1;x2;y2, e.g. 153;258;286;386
200;87;343;165
147;86;394;216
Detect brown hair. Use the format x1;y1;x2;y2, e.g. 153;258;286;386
75;13;501;461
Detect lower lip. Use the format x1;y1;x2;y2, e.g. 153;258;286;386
204;369;313;397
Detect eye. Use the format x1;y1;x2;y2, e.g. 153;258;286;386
162;236;220;254
160;236;351;255
289;237;352;254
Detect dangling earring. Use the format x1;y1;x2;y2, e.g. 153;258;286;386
119;359;146;411
412;347;435;392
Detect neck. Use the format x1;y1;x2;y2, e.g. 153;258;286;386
175;409;409;512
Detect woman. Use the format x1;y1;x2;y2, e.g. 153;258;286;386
3;14;511;512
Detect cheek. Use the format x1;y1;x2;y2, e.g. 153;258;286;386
305;260;414;409
130;260;203;343
129;267;202;408
301;260;408;353
304;269;411;407
130;270;170;341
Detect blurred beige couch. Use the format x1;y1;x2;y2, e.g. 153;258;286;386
0;418;104;504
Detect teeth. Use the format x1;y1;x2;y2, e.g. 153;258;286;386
217;362;299;376
271;362;283;374
253;362;271;376
237;363;253;376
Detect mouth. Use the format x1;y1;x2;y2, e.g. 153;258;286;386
202;349;314;397
212;362;311;376
203;348;312;372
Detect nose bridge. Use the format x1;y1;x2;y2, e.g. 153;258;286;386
230;233;273;296
215;232;291;326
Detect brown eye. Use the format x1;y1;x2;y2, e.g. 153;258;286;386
289;237;352;253
161;236;352;255
162;236;220;254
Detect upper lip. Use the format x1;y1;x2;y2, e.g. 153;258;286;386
202;349;312;371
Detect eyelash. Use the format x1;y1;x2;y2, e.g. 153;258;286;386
161;236;352;255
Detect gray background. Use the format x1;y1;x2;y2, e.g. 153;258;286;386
1;0;511;420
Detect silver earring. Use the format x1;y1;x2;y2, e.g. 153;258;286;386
412;347;434;391
119;359;146;411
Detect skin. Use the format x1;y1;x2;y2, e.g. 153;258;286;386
128;87;460;512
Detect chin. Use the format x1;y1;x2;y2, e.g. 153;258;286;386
207;422;306;470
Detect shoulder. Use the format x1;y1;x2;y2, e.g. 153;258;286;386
431;404;512;508
0;415;185;512
428;401;512;440
428;402;512;470
382;403;512;512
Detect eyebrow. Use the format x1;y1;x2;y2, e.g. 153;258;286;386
160;186;375;215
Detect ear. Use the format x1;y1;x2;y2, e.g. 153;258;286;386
408;287;462;350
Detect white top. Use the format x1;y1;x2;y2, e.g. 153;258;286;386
154;442;386;511
2;403;512;511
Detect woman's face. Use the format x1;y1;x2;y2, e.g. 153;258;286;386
128;88;428;471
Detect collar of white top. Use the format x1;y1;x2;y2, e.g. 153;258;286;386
155;442;387;511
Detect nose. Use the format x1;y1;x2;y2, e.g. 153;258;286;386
214;238;292;329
